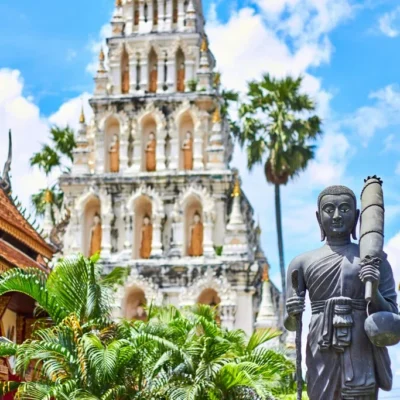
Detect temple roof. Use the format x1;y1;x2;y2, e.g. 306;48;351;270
0;239;47;271
0;188;54;260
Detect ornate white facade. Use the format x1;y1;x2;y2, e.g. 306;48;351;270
57;0;282;336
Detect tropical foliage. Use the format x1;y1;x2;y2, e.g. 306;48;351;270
0;255;297;399
231;74;322;297
30;125;76;220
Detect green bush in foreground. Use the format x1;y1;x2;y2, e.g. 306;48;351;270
0;255;298;399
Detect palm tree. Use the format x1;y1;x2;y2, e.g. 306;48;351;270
30;125;76;219
234;74;322;299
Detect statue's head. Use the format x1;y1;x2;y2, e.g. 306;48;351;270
181;62;185;69
186;131;191;139
93;213;101;225
112;133;118;142
143;215;151;225
153;64;157;71
316;185;359;241
149;132;155;140
194;212;201;223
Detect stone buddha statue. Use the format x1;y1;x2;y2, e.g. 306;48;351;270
149;64;157;93
285;185;398;400
145;132;156;172
109;134;120;173
177;62;185;92
134;0;139;25
189;212;203;257
89;214;102;257
181;131;193;170
140;215;153;259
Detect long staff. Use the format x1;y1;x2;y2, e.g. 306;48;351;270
291;269;303;400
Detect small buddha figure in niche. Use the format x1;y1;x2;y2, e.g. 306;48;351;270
177;62;185;92
121;60;130;94
149;64;158;93
181;131;193;170
89;214;102;257
134;1;140;25
153;0;158;25
188;212;203;256
145;132;156;171
140;215;153;259
109;134;120;173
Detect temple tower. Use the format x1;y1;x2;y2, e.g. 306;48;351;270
59;0;281;335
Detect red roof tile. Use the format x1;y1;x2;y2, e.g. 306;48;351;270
0;240;47;271
0;189;54;259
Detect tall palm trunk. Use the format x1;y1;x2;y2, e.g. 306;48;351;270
274;183;286;302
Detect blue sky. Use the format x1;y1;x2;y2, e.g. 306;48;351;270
1;0;400;395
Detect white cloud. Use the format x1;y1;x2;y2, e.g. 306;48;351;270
378;6;400;38
0;69;89;216
344;84;400;145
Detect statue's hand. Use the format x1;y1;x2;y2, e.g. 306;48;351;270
286;294;305;317
359;262;380;293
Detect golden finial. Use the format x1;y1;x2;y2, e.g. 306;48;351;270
79;105;85;124
212;107;221;124
255;215;262;236
201;37;208;52
116;0;122;6
99;47;105;62
44;190;53;204
213;72;221;87
262;264;270;282
232;174;240;198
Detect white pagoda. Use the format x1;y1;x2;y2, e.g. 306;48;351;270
56;0;282;335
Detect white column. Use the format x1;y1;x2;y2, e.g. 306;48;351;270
123;210;134;258
185;59;195;88
109;61;121;94
148;1;154;30
95;130;105;174
220;305;236;330
169;137;179;170
157;60;164;92
101;213;113;259
170;221;183;256
131;136;142;173
157;0;164;31
151;216;163;256
156;137;166;171
139;0;145;31
125;6;134;34
129;59;137;93
71;211;81;254
164;0;172;31
203;219;214;256
193;137;204;170
140;59;149;92
235;289;255;336
120;126;130;172
167;57;175;92
177;0;185;31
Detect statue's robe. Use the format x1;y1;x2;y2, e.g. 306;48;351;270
177;68;185;92
145;138;156;171
189;222;203;256
89;222;102;257
149;69;157;93
122;68;130;94
109;141;120;173
287;243;397;400
182;138;193;170
140;224;153;259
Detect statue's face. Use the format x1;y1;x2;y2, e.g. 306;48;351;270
194;214;201;223
144;216;150;225
113;134;118;142
149;132;155;140
186;131;191;139
319;194;356;238
94;215;101;225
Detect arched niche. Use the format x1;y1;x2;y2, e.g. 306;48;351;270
121;46;130;94
133;195;153;259
124;286;147;321
176;49;185;93
141;115;157;172
198;288;221;306
183;195;203;256
179;111;194;170
82;196;101;257
148;48;158;93
104;117;120;173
